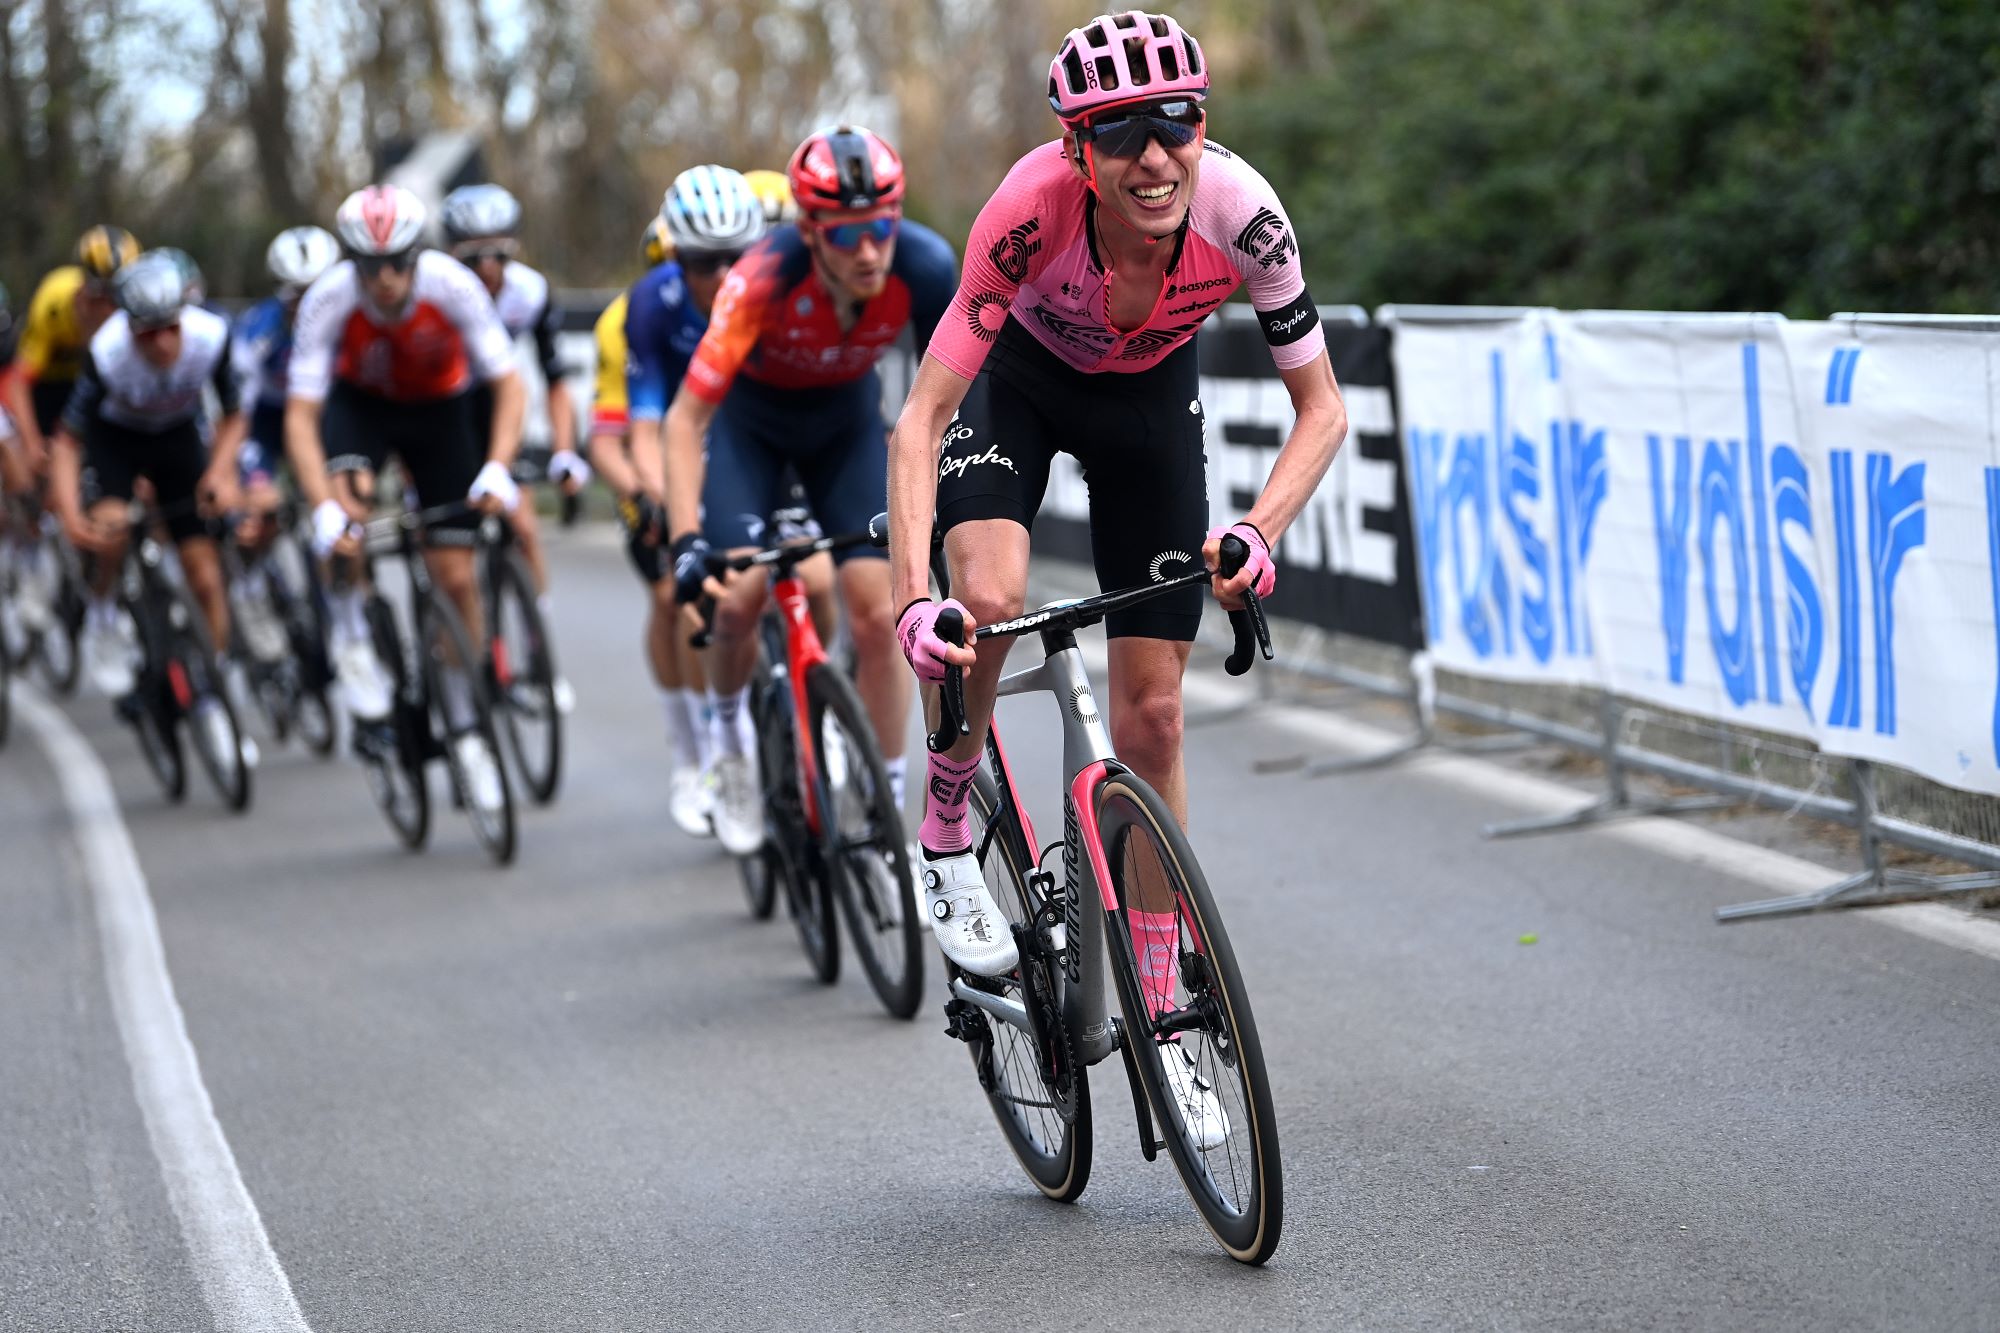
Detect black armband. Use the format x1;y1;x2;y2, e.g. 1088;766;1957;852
1256;288;1319;347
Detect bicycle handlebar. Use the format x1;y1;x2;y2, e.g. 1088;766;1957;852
684;524;881;650
865;509;1275;752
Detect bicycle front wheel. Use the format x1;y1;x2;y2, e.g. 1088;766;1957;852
1096;771;1283;1265
363;595;429;850
487;549;562;805
422;591;515;865
165;582;251;812
967;768;1093;1202
809;664;923;1019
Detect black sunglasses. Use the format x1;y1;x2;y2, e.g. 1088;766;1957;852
355;251;416;278
679;249;745;276
1076;99;1205;159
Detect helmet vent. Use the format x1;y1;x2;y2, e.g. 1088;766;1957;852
1124;35;1151;84
1062;48;1087;94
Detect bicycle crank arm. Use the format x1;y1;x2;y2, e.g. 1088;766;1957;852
949;977;1032;1037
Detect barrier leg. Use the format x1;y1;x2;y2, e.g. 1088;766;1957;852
1716;761;2000;920
1483;695;1731;839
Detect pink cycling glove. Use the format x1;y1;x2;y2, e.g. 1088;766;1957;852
1207;521;1277;598
897;597;971;683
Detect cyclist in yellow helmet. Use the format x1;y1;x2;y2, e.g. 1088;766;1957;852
742;169;797;228
642;215;674;267
3;226;142;470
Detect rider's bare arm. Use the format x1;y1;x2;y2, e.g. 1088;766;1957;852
546;378;577;459
484;369;527;467
660;387;717;540
0;372;43;468
588;429;639;496
1203;349;1348;602
885;352;975;615
283;396;334;511
629;415;671;505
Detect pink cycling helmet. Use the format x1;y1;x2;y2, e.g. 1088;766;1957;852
1048;11;1208;124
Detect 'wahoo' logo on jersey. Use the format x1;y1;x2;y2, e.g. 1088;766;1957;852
989;218;1043;284
1234;207;1296;271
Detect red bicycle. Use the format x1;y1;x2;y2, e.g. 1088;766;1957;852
699;527;926;1019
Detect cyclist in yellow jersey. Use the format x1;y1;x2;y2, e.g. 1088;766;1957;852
3;227;142;470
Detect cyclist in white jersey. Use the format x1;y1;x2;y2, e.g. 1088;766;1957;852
48;251;247;697
442;184;587;714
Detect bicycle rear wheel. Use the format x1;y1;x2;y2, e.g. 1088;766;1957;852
966;768;1093;1202
1095;771;1282;1264
809;664;923;1019
487;548;562;805
422;590;515;865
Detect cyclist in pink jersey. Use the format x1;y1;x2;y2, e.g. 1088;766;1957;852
885;11;1349;990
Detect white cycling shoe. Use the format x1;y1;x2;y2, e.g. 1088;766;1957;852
669;766;714;839
921;850;1018;976
1160;1042;1230;1151
451;732;506;813
332;632;394;722
81;615;139;699
709;751;765;856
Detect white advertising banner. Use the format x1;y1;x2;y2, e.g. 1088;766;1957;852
1392;309;2000;796
1392;310;1604;684
1777;320;2000;794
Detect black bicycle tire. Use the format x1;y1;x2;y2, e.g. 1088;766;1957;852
807;664;924;1019
1095;772;1283;1265
0;617;11;747
488;548;563;804
126;579;187;802
738;653;780;920
37;552;83;695
421;589;516;865
165;578;251;813
365;593;430;850
754;636;837;979
965;769;1093;1201
266;562;336;758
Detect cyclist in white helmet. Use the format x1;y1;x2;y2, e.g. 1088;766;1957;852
617;166;766;838
284;183;524;812
49;251;248;698
442;182;584;713
226;224;343;660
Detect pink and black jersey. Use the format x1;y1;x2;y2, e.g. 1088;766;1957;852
931;139;1325;379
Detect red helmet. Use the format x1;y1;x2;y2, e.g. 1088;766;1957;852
785;127;905;215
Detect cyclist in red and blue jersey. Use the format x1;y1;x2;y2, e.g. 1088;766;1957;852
662;127;958;855
885;11;1349;1001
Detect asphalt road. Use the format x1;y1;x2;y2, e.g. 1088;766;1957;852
4;525;1997;1331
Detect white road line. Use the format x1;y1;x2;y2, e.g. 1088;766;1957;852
18;687;312;1332
1170;659;2000;966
